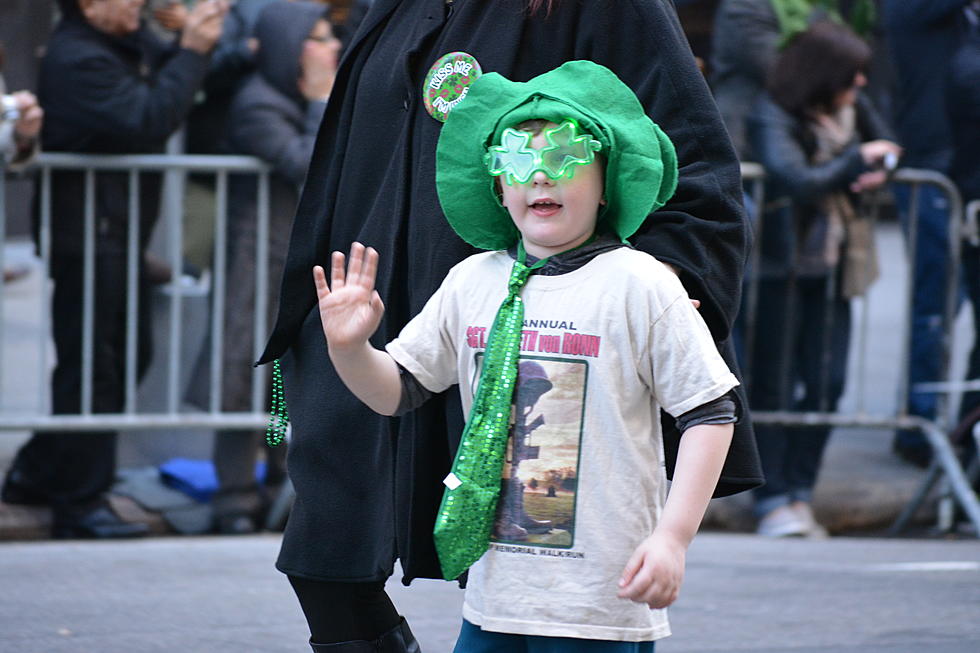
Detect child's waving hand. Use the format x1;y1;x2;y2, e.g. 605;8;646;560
314;242;385;352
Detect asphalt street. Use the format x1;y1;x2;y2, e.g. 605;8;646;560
1;533;978;653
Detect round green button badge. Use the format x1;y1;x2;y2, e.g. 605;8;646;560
422;51;483;122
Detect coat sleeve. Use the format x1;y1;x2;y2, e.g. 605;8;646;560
714;0;781;87
583;0;749;341
855;92;895;143
227;86;325;187
47;45;209;144
885;0;972;26
747;97;865;204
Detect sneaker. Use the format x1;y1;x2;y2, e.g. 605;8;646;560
756;504;808;537
790;501;829;539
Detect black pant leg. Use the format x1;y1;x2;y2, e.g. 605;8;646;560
750;278;794;502
287;576;401;643
7;252;149;509
785;278;851;495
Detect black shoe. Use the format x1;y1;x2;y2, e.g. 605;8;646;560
52;504;149;540
1;469;49;506
309;618;420;653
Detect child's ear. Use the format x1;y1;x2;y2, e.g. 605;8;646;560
599;197;607;206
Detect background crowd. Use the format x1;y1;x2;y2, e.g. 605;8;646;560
0;0;978;545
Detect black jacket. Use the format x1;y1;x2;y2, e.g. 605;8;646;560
948;10;980;203
259;0;761;585
747;93;893;277
883;0;973;171
37;16;209;256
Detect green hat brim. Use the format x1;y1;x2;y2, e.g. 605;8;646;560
436;61;678;251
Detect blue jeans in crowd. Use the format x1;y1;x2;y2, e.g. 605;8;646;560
454;621;656;653
893;184;954;455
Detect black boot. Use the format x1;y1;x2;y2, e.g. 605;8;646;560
309;618;421;653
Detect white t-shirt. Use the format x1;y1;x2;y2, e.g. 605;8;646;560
386;248;738;642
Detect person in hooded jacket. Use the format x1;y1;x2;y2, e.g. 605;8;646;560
254;0;763;650
0;0;226;539
191;0;342;535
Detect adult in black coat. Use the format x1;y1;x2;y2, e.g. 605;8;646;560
0;0;226;538
255;0;761;647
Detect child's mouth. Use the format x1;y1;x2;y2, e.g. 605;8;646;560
529;200;561;217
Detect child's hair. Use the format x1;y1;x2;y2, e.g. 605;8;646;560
512;119;550;136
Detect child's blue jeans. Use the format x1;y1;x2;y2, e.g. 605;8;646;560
454;620;657;652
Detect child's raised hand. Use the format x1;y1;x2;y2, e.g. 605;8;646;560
617;531;686;609
313;242;385;352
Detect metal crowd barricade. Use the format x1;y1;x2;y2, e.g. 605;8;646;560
739;163;980;536
0;153;273;435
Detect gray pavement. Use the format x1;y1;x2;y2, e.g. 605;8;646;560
1;533;978;652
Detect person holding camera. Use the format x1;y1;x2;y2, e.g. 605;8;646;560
1;43;43;284
0;0;228;539
0;84;42;171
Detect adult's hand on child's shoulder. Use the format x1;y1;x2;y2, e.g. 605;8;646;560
662;262;701;310
617;531;686;609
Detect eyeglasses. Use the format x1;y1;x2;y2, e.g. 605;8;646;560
485;120;601;185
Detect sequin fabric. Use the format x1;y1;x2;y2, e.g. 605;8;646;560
433;247;547;580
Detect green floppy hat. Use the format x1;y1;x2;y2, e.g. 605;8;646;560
435;60;678;251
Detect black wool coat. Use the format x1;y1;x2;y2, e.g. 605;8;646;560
258;0;762;585
37;17;209;256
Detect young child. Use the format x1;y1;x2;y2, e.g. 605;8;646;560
313;61;739;651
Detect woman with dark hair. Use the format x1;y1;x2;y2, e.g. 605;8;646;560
255;0;761;649
746;21;900;538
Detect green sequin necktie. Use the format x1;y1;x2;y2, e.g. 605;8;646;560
433;242;548;580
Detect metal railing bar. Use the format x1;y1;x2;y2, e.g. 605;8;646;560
896;181;920;419
35;152;270;173
125;170;140;414
167;173;183;415
0;163;6;389
0;413;269;431
39;168;52;407
741;162;765;390
252;171;270;412
209;171;228;413
940;175;964;431
965;200;980;246
853;192;882;416
81;169;96;415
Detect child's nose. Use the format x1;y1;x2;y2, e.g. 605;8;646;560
531;170;553;186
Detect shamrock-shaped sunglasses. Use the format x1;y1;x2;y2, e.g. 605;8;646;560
484;120;602;185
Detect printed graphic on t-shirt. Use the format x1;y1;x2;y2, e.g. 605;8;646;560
471;353;588;548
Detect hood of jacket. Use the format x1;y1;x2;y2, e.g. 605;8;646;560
253;0;329;102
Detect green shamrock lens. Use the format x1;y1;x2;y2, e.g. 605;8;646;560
485;120;601;185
